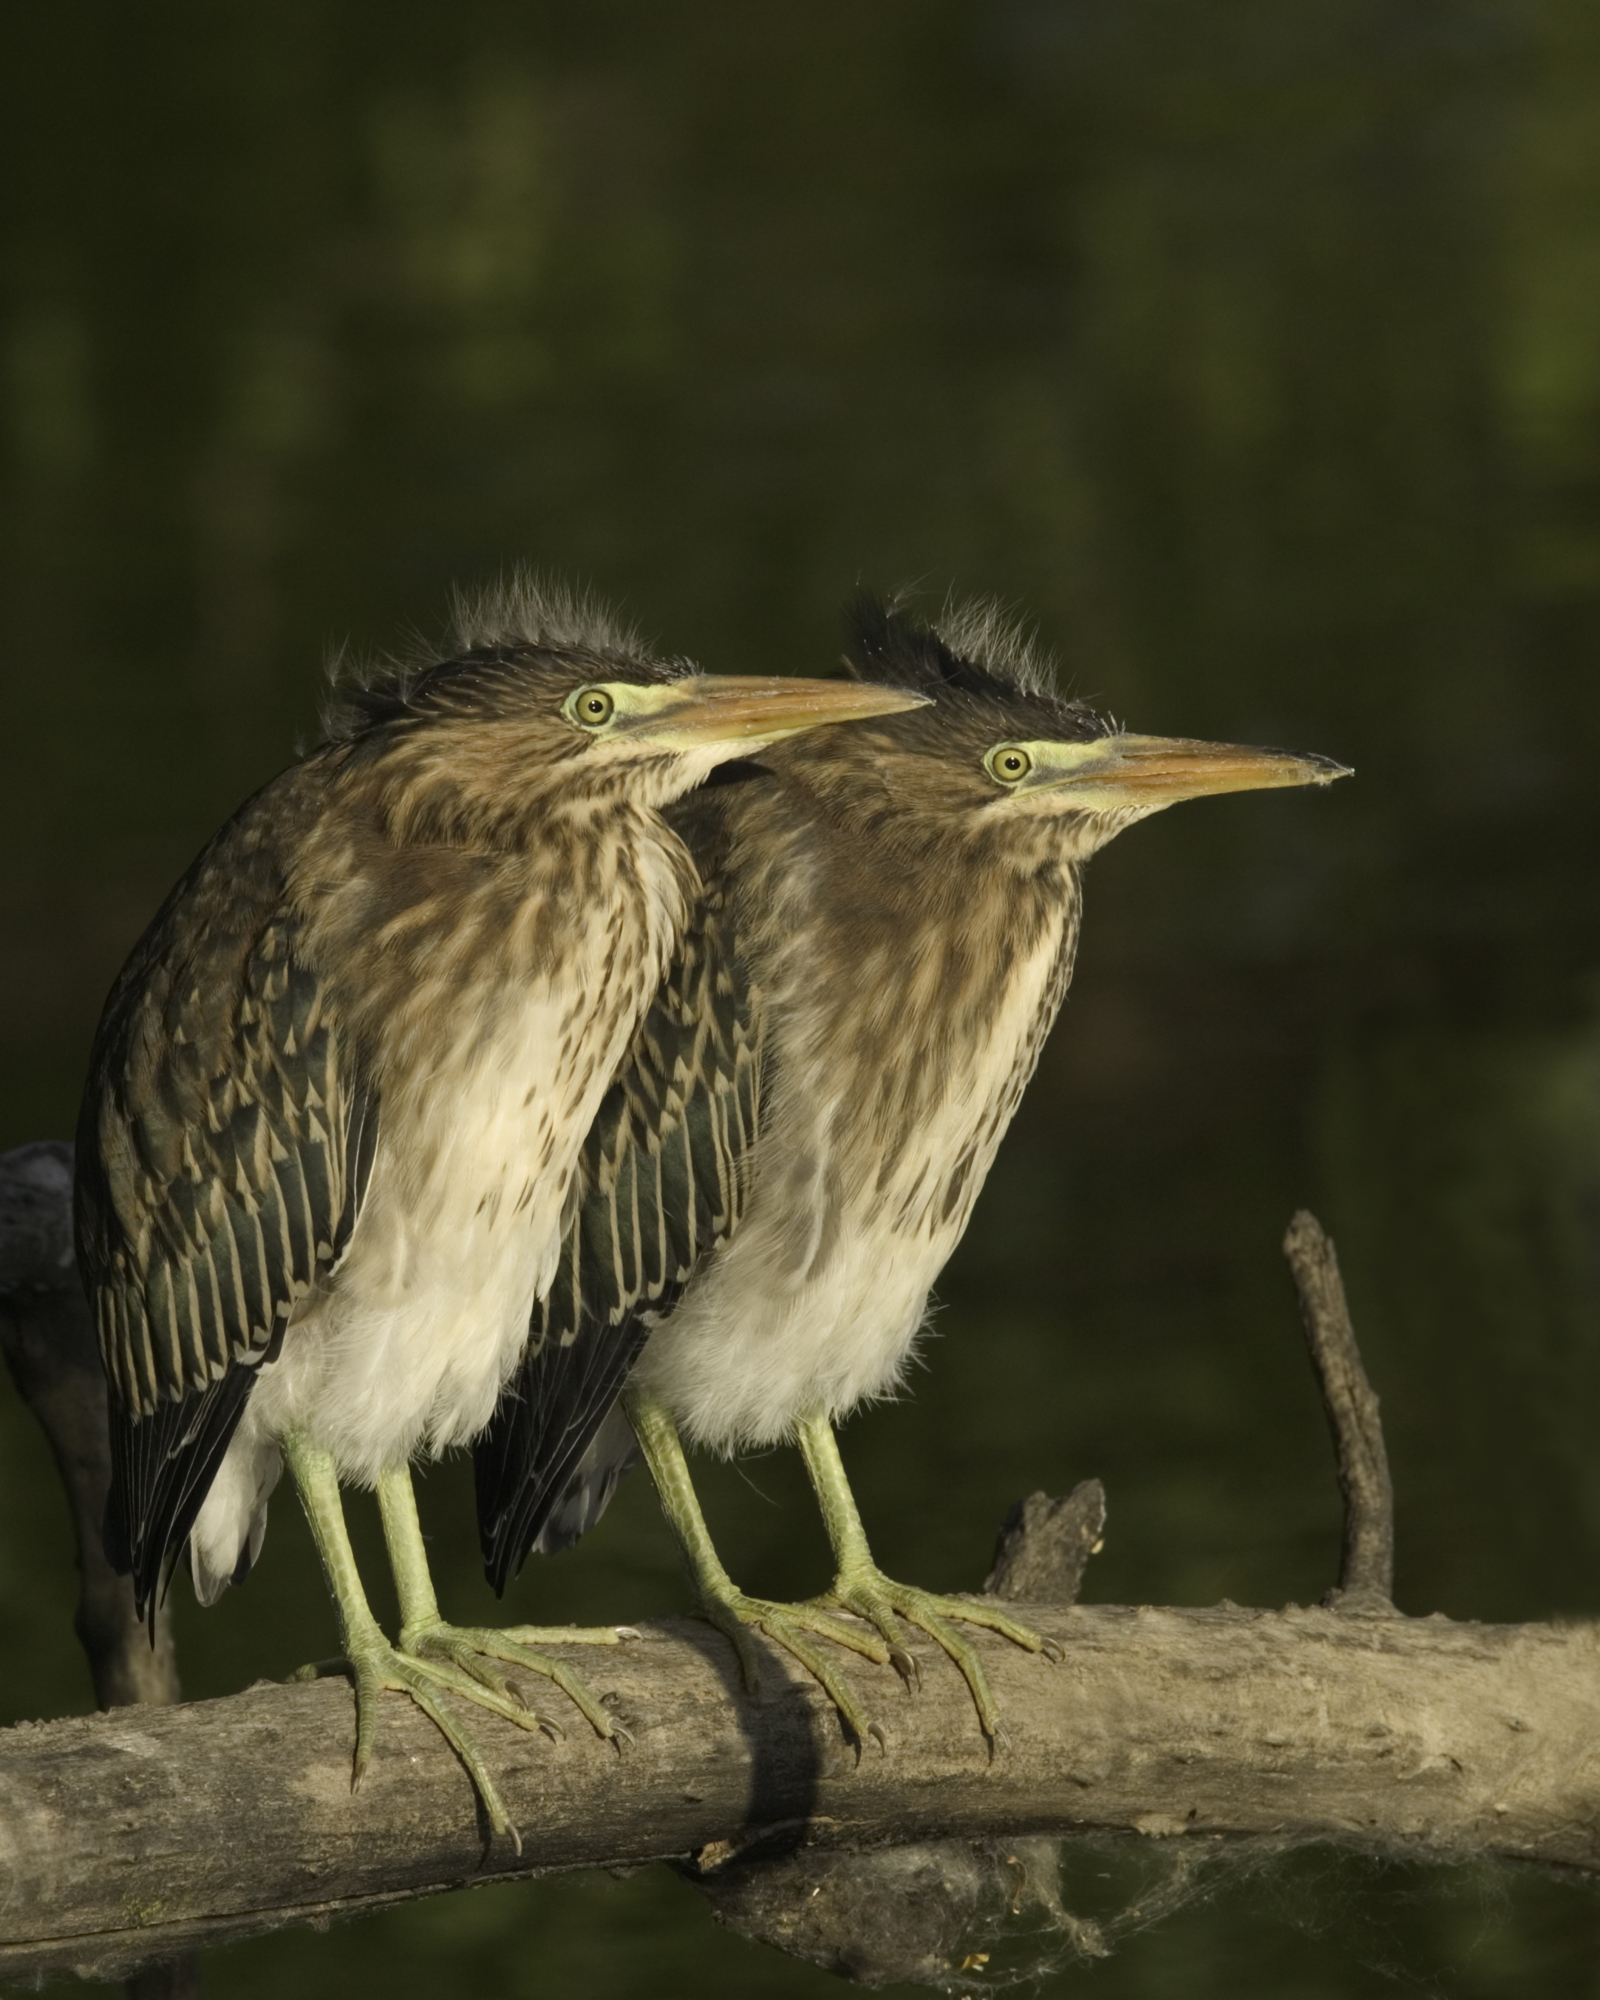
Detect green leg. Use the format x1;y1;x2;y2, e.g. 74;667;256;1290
795;1410;1061;1743
375;1464;627;1746
285;1434;536;1843
624;1385;898;1752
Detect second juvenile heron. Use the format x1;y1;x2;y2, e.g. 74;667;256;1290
75;582;924;1832
477;595;1349;1745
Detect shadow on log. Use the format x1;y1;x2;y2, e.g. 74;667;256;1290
2;1596;1599;1987
683;1480;1107;1986
2;1148;1596;1993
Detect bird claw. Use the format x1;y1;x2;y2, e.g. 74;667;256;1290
401;1621;620;1742
824;1564;1055;1743
888;1644;920;1690
1040;1637;1065;1664
322;1628;530;1841
596;1691;635;1748
867;1719;888;1755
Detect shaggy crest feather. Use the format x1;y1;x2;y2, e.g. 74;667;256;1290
847;589;1078;711
321;570;671;743
450;569;645;661
930;593;1060;698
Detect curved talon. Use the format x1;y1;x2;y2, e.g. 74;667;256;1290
1040;1637;1065;1664
888;1644;920;1690
819;1565;1057;1741
694;1587;896;1747
314;1633;533;1842
868;1720;888;1754
401;1622;621;1742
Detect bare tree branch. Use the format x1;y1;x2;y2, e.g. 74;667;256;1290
0;1144;193;1998
4;1159;1594;1992
2;1595;1597;1986
0;1144;180;1709
984;1484;1106;1604
1283;1209;1395;1612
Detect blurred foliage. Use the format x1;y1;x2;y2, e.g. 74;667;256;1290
5;0;1600;1992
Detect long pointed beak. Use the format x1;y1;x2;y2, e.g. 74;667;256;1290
1026;733;1351;809
626;675;928;750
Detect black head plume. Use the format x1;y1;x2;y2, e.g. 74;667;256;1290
844;592;1052;702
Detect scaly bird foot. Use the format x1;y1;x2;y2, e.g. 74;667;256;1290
693;1585;907;1754
398;1619;630;1746
291;1625;567;1846
808;1565;1061;1743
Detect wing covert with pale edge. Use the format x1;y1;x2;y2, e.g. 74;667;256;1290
74;791;378;1615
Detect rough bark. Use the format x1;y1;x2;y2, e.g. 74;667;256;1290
686;1476;1110;1979
1;1598;1598;1987
3;1148;1595;1991
1283;1208;1395;1613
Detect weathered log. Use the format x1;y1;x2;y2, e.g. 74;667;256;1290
1;1597;1597;1986
686;1478;1109;1983
4;1151;1591;1991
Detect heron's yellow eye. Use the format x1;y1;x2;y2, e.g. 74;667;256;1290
567;686;616;729
985;744;1033;785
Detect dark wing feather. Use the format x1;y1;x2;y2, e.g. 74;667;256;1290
476;855;761;1591
75;787;377;1616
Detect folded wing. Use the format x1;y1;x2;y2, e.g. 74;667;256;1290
75;809;378;1616
476;846;760;1591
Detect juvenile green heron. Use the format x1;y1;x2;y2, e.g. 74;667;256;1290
477;595;1349;1746
74;581;924;1832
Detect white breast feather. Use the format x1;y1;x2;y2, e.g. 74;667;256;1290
635;925;1065;1451
188;843;686;1595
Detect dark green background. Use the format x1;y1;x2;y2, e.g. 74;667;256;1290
5;2;1600;1992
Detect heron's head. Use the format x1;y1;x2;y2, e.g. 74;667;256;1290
769;596;1348;874
324;583;926;839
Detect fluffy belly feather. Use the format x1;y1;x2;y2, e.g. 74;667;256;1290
633;1209;945;1453
634;923;1068;1453
248;1148;568;1481
188;968;647;1593
213;1121;569;1516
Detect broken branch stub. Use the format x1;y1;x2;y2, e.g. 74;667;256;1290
1282;1209;1395;1613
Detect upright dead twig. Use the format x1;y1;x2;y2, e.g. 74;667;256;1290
1283;1209;1395;1613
